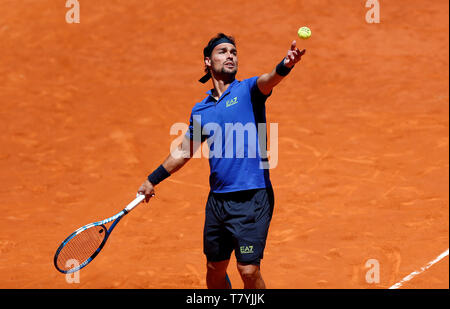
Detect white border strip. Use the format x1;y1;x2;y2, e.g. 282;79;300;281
389;248;449;289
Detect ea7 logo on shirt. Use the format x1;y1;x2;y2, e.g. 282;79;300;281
240;245;254;254
225;97;238;107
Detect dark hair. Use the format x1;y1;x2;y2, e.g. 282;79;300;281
203;33;236;73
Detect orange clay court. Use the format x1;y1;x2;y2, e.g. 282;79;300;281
0;0;448;289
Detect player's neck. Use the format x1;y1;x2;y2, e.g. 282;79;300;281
211;76;235;100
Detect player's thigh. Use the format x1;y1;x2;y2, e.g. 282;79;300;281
203;192;234;261
231;187;274;265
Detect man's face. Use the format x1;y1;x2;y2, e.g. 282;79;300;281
206;43;238;77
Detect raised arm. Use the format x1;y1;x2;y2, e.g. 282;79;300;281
256;40;306;95
138;135;199;202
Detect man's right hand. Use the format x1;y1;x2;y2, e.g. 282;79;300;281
138;179;155;203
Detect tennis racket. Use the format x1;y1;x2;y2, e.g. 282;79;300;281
54;193;146;274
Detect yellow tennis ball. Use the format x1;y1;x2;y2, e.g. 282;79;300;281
298;26;311;39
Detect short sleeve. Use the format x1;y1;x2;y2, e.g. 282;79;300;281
185;108;206;143
246;76;272;105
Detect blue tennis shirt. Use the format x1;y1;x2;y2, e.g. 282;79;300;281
186;77;272;193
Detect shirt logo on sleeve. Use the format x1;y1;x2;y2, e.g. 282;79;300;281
225;97;238;108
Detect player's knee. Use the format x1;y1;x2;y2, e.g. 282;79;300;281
237;263;260;280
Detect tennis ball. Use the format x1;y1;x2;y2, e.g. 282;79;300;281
298;26;311;39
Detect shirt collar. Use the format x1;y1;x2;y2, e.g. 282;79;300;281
205;79;239;103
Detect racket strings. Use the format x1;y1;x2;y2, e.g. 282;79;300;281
56;225;107;271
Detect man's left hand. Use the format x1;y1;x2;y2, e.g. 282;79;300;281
284;40;306;68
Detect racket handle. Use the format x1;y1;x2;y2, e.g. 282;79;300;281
124;194;146;213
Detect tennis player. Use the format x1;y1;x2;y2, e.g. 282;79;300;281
138;33;305;289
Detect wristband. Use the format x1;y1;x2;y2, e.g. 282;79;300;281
275;58;293;76
147;165;171;186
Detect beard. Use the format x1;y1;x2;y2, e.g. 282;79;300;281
220;64;237;78
209;61;238;82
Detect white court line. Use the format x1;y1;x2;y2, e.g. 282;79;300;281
389;248;449;289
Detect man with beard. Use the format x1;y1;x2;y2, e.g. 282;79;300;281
138;33;305;289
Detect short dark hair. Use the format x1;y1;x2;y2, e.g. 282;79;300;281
203;33;236;57
203;33;236;73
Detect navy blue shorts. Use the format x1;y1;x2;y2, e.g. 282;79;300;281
203;186;274;265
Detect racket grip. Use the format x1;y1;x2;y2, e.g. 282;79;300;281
124;194;146;213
